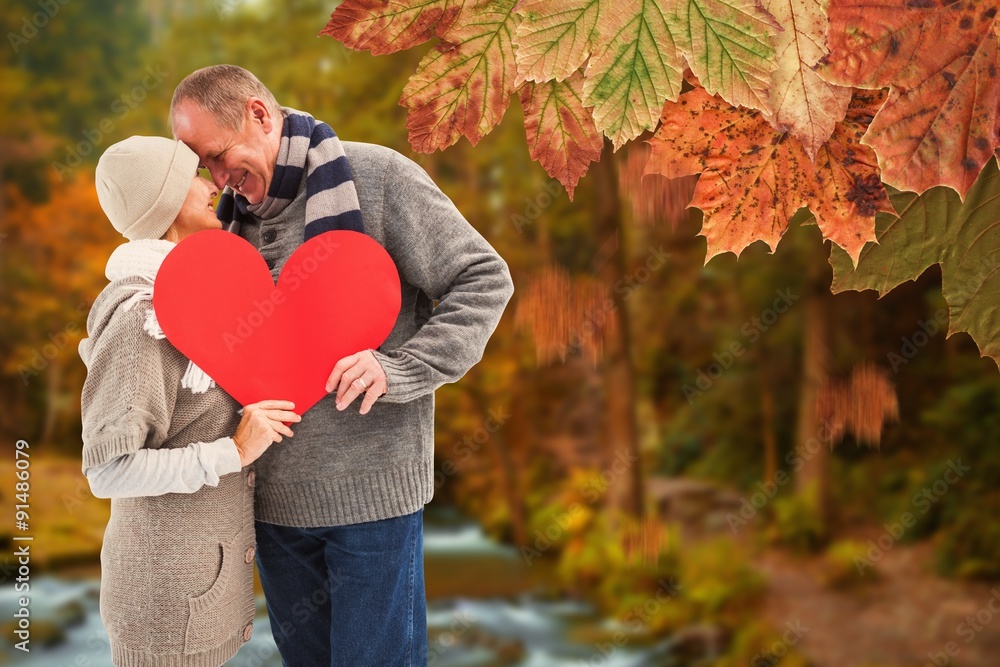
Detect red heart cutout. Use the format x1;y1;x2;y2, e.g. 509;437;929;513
153;229;401;416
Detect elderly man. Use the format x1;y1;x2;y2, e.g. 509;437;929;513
169;64;514;666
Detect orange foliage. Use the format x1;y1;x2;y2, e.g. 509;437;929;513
2;172;121;375
618;140;696;228
622;514;669;569
816;362;899;449
514;263;618;366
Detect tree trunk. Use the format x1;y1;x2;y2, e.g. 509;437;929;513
794;285;831;526
592;140;643;518
491;411;527;546
39;358;63;444
759;359;778;483
462;384;527;546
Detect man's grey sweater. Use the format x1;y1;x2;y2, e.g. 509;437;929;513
232;141;514;527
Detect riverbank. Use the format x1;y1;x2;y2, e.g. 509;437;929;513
5;459;999;665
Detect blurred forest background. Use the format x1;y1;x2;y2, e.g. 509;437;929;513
2;1;1000;666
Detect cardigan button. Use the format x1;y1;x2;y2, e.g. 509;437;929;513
244;546;255;564
262;229;277;244
243;623;254;642
265;258;276;271
247;470;256;488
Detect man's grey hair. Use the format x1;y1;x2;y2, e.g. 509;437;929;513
170;64;281;133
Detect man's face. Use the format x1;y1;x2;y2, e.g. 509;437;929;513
172;98;281;206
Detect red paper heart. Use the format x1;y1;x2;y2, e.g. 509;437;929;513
153;229;401;416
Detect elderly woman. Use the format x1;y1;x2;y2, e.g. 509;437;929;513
79;135;300;666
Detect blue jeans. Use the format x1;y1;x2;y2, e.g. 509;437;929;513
255;508;427;666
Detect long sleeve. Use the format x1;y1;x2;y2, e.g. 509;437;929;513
80;303;176;471
371;152;515;403
85;436;242;498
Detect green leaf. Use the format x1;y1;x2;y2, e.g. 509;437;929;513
399;0;520;152
582;0;685;150
671;0;782;115
519;72;605;199
830;158;1000;367
512;0;605;84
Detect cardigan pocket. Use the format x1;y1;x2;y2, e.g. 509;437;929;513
184;534;241;654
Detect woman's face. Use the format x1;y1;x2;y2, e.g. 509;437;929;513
169;175;221;242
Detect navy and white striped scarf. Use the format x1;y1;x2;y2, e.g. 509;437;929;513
216;106;364;240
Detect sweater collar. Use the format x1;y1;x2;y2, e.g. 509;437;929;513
96;238;218;395
105;239;176;283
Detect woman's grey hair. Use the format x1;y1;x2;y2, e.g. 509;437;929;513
169;64;280;133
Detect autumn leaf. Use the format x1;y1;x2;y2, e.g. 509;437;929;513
512;0;604;85
582;0;685;150
646;85;890;263
817;0;1000;199
322;0;782;195
761;0;851;160
830;158;1000;367
808;89;892;262
579;0;781;150
519;72;604;199
321;0;464;55
646;85;804;259
399;0;520;152
671;0;782;115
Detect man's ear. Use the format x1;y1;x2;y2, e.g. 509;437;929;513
248;97;275;133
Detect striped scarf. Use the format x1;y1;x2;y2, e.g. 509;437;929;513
216;107;365;240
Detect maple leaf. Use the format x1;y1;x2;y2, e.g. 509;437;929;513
582;0;685;150
398;0;520;152
513;0;781;150
671;0;782;115
512;0;604;85
321;0;464;55
761;0;852;160
809;89;893;263
817;0;1000;199
519;72;604;200
830;158;1000;368
646;85;890;263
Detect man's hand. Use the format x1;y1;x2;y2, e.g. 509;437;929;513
233;400;300;467
325;349;387;415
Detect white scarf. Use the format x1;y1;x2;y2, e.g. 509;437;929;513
105;239;216;394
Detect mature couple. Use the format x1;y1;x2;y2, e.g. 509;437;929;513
79;64;514;666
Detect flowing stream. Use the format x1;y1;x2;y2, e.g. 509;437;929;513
1;511;673;666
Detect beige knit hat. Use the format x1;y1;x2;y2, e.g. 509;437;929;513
95;136;200;240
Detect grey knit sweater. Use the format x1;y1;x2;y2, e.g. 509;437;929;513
80;274;254;666
232;141;514;527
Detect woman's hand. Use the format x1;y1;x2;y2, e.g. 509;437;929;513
233;400;300;467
